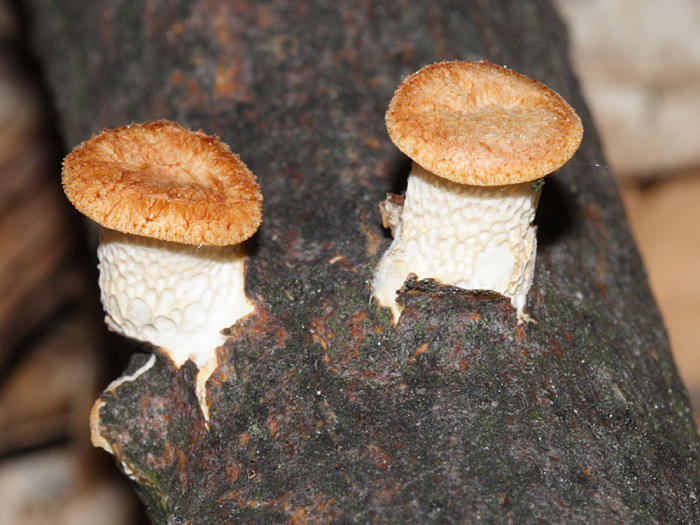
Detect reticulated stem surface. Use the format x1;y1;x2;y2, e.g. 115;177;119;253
97;228;253;368
372;163;540;321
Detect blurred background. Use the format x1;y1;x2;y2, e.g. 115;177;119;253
0;0;698;522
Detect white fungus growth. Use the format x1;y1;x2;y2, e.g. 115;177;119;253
98;229;255;423
98;228;254;369
90;354;156;456
373;164;539;321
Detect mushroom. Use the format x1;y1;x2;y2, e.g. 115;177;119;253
62;120;262;422
372;61;583;322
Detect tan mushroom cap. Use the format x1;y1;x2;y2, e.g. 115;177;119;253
385;61;583;186
62;120;262;245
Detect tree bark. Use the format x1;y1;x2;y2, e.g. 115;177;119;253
24;0;699;522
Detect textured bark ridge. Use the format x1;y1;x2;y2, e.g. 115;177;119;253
26;0;699;522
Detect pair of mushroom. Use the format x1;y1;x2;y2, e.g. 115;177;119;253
63;61;582;427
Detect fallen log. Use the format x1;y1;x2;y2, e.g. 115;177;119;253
24;0;700;522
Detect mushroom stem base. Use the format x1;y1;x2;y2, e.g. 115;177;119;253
97;228;254;419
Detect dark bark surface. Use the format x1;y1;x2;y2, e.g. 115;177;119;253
24;0;699;523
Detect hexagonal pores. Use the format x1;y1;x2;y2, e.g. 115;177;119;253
373;61;583;323
62;120;262;423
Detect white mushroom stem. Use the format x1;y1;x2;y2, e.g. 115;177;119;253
372;163;540;322
97;228;254;422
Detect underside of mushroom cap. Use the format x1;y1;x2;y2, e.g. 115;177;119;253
62;120;262;246
386;61;583;186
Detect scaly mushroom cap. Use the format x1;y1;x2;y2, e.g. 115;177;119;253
62;120;262;246
386;61;583;186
